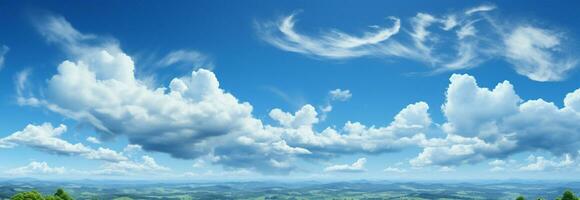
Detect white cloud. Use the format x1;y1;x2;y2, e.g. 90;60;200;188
438;166;455;172
86;136;101;144
329;89;352;101
123;144;143;154
488;159;507;172
6;161;66;176
192;159;205;168
411;74;580;167
319;104;333;121
257;5;579;81
465;4;497;15
215;101;430;174
519;154;574;171
4;156;170;177
320;88;352;121
441;74;521;138
504;26;578;81
84;147;126;161
15;69;32;98
257;13;401;59
3;155;171;177
384;166;407;173
409;13;439;63
158;49;212;69
24;13;580;175
324;157;367;173
94;155;170;175
22;15;328;174
270;102;431;155
565;89;580;112
0;45;8;71
269;104;319;129
0;123;127;162
183;169;253;178
26;15;262;160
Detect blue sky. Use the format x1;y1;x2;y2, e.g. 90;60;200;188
1;0;580;181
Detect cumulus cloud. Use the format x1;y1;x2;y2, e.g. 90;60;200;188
488;159;507;172
519;154;575;172
123;144;143;154
384;166;407;173
320;88;352;120
18;14;445;174
0;123;127;162
183;169;253;178
5;161;65;176
14;15;330;174
269;102;431;156
25;15;262;160
324;157;367;173
86;136;101;144
5;157;169;177
439;166;455;172
257;4;579;81
411;74;580;167
329;89;352;101
565;89;580;112
0;45;8;71
94;155;170;175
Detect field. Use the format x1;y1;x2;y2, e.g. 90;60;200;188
1;180;579;200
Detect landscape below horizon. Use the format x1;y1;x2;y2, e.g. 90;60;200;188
2;180;580;200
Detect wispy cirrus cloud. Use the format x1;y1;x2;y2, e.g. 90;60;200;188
256;13;401;59
257;4;579;81
465;4;497;15
157;49;213;70
0;45;8;71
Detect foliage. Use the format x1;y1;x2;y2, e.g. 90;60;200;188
6;186;580;200
54;188;73;200
10;189;73;200
515;190;578;200
10;191;44;200
557;190;579;200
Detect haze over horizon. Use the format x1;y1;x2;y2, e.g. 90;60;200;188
1;0;580;182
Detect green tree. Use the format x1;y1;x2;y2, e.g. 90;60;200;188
10;191;44;200
54;188;73;200
10;188;74;200
45;196;63;200
516;196;525;200
558;190;579;200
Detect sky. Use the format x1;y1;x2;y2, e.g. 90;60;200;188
0;0;580;181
